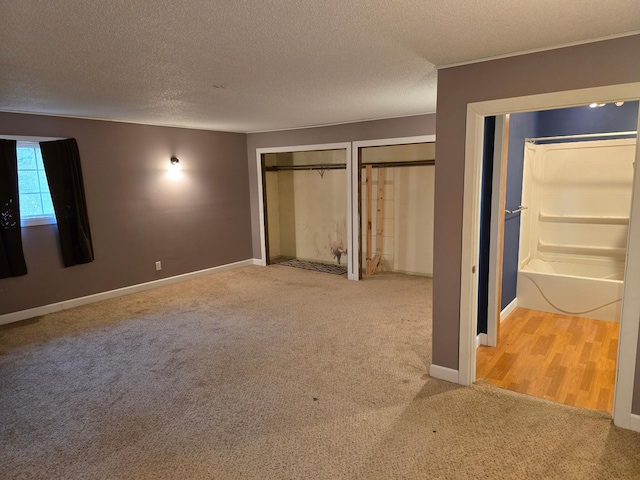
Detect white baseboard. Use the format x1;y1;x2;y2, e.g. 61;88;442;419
476;333;488;347
252;258;265;266
500;297;518;323
629;413;640;433
429;364;459;383
0;258;256;326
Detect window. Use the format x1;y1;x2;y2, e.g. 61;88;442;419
16;142;57;226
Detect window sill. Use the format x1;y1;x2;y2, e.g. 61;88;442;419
21;216;56;227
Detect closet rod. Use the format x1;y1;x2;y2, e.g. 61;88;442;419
265;159;436;171
361;159;435;168
526;131;637;144
264;163;346;171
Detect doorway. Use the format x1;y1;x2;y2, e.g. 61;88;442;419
458;82;640;430
477;103;639;412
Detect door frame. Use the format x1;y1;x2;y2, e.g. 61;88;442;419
485;115;509;347
255;142;354;277
459;82;640;430
351;135;436;279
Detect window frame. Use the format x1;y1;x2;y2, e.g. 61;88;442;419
6;135;63;227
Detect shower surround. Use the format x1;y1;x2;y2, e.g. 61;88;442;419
516;138;636;322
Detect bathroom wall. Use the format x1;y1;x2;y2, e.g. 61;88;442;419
521;138;635;268
499;102;639;312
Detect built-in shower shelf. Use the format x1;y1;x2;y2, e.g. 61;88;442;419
539;213;629;225
538;242;627;258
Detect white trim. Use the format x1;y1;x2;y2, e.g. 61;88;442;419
0;259;255;326
255;143;352;275
459;82;640;430
251;258;263;266
0;109;439;136
439;31;640;69
247;114;435;134
429;364;459;383
613;108;640;430
629;414;640;433
351;135;436;279
0;134;64;142
21;216;56;227
487;115;507;347
352;135;436;149
500;298;518;323
459;105;485;387
347;143;358;280
476;333;488;348
0;110;246;135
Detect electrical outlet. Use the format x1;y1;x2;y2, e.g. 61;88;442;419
155;261;162;271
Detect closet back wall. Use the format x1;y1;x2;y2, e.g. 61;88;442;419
266;150;347;265
0;112;252;316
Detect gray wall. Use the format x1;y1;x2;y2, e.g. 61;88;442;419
0;112;252;315
246;114;437;258
433;35;640;413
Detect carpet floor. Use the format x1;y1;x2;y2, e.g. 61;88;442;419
1;265;639;479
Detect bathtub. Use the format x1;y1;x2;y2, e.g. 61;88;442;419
516;259;624;322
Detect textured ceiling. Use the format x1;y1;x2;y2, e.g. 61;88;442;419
1;1;639;133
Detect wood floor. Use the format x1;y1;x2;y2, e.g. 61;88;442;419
476;307;619;413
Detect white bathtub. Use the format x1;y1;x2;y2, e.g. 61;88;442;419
516;259;624;322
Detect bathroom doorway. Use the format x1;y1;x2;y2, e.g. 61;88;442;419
476;102;639;412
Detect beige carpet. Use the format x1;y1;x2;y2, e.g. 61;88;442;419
1;265;639;479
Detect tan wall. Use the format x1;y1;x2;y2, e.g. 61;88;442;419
361;143;435;276
433;35;640;412
266;150;348;264
394;166;435;275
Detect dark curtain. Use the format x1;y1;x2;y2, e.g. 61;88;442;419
0;139;28;278
40;138;94;267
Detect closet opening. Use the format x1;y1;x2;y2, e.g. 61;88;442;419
260;146;352;277
352;136;436;280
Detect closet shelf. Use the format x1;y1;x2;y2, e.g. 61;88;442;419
539;213;629;225
538;242;626;258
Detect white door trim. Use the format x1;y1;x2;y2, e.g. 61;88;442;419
459;82;640;430
255;142;353;277
486;115;507;347
351;135;436;279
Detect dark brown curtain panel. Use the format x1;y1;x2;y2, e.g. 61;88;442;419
40;138;94;267
0;139;28;278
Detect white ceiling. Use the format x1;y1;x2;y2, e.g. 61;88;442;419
1;1;639;133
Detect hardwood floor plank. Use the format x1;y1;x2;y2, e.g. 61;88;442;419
476;308;619;413
580;361;596;391
579;342;593;364
531;334;555;356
